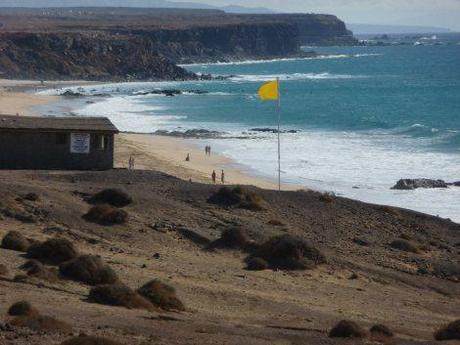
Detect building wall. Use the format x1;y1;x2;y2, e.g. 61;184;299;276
0;131;114;170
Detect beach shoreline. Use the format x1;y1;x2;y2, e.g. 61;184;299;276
0;79;299;191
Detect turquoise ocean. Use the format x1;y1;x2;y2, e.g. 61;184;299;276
40;33;460;222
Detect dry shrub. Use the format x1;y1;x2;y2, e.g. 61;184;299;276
370;324;393;337
390;239;420;254
329;320;366;338
250;235;326;270
268;219;284;226
245;257;268;271
208;186;265;211
84;205;128;225
24;261;59;282
0;263;8;276
433;261;460;281
219;227;250;249
60;255;118;285
89;284;153;311
137;280;185;311
88;189;132;207
10;314;72;333
434;319;460;340
8;301;38;317
61;335;123;345
23;193;40;202
1;230;31;252
318;192;335;203
27;238;79;265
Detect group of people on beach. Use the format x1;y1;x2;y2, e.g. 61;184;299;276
212;169;225;184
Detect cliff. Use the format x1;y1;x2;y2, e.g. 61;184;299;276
0;8;356;81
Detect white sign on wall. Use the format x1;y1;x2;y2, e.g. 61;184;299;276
70;133;90;154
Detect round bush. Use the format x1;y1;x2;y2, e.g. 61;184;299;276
1;231;31;252
60;255;118;285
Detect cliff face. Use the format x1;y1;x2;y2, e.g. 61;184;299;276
133;23;301;64
0;10;356;81
0;32;196;81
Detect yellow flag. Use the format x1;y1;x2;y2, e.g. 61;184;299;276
258;80;279;101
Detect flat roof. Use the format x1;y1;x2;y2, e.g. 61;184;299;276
0;115;119;133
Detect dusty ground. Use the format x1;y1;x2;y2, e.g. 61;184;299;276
0;169;458;345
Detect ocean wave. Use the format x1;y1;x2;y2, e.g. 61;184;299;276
229;73;364;82
180;53;383;67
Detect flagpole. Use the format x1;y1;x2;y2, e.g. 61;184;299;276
276;77;281;192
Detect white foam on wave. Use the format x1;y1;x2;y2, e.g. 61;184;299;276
74;96;186;133
229;72;364;82
209;130;460;222
180;53;383;67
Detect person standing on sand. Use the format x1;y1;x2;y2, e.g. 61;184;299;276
212;170;217;184
221;170;225;184
186;153;190;161
208;145;212;156
128;155;135;170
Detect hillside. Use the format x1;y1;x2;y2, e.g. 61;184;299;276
0;168;459;344
0;8;356;81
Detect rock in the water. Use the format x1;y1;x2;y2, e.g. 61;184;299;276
391;179;448;190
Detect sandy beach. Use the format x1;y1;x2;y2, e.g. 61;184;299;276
0;79;297;191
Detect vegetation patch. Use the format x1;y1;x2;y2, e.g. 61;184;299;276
89;284;154;311
208;186;265;211
61;335;123;345
433;261;460;281
329;320;366;338
23;193;40;202
23;260;59;282
370;324;393;337
245;257;269;271
434;319;460;340
248;235;326;270
27;238;79;265
137;279;185;311
10;314;72;333
390;239;420;253
84;205;128;225
8;301;38;317
1;230;31;252
88;188;133;207
0;263;8;276
217;227;251;249
60;255;119;285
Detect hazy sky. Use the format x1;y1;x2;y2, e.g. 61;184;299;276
191;0;460;30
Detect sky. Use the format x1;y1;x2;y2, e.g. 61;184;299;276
188;0;460;30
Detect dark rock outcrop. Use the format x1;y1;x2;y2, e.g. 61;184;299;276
391;179;448;190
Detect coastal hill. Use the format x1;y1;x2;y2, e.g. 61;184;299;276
0;168;459;344
0;7;355;81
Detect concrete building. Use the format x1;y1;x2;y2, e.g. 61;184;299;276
0;115;118;170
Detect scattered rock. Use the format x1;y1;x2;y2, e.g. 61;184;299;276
59;255;119;285
137;280;185;311
329;320;366;338
353;238;370;246
391;179;448;190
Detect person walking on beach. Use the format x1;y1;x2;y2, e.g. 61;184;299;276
212;170;217;184
205;145;209;155
208;145;212;156
128;155;135;170
221;170;225;184
185;153;190;162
